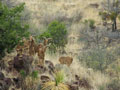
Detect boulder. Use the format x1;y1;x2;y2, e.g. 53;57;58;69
0;78;12;90
13;54;34;74
13;77;21;89
78;78;91;89
45;60;55;74
36;65;47;74
4;78;13;86
0;81;9;90
40;75;50;83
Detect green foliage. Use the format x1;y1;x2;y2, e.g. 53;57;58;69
31;70;38;79
0;2;29;59
20;70;27;78
107;79;120;90
108;12;117;21
39;20;67;53
98;85;106;90
99;11;109;20
99;0;120;31
55;71;65;86
79;48;116;71
83;19;95;29
89;19;95;29
99;11;118;21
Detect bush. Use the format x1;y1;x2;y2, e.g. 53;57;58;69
89;19;95;29
55;71;65;86
107;79;120;90
83;19;95;29
42;71;70;90
0;2;29;59
79;48;116;71
39;20;67;53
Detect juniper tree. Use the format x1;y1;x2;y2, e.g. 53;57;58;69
100;0;120;32
0;2;29;59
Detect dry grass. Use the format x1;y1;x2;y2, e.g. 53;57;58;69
45;53;110;90
1;0;115;90
11;0;104;30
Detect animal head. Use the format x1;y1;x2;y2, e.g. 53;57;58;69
43;37;52;46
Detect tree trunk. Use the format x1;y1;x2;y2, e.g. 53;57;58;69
114;18;117;30
112;23;115;32
112;18;117;32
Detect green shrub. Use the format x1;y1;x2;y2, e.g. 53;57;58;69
83;19;95;29
98;85;106;90
20;70;27;78
42;71;70;90
79;48;116;71
31;70;38;79
55;71;65;86
39;20;67;53
0;2;29;59
107;79;120;90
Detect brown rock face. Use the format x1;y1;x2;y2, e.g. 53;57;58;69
45;60;55;74
70;75;92;90
59;56;73;67
0;76;13;90
4;78;13;86
13;77;21;89
13;54;33;74
40;75;50;83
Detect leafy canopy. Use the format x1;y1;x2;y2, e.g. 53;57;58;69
0;2;29;58
39;20;67;53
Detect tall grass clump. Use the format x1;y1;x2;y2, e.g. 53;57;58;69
42;71;70;90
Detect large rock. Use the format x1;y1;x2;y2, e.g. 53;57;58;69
4;78;13;86
13;54;34;74
0;81;9;90
13;77;21;89
45;60;55;75
71;75;92;90
40;75;50;83
36;66;47;74
0;78;13;90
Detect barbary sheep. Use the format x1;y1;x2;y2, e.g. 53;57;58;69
59;56;73;67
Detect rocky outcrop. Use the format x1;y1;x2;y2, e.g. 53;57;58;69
40;75;50;83
13;54;34;74
69;75;92;90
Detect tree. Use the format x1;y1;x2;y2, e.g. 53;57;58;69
100;0;120;32
39;21;67;53
0;2;29;59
